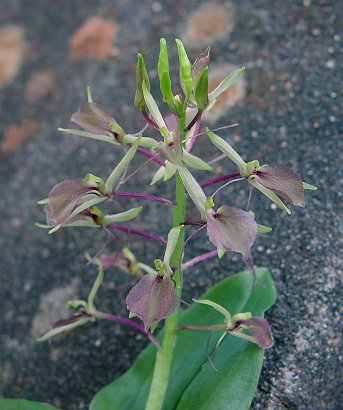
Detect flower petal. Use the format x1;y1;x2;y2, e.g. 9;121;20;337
126;274;178;331
45;179;99;226
71;102;114;135
237;317;273;349
256;164;305;207
207;205;257;258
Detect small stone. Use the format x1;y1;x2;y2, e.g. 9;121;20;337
151;2;162;12
69;16;118;61
0;25;26;87
326;60;336;69
182;2;234;48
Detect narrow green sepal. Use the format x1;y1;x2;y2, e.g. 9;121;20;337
249;178;291;214
37;198;48;205
104;135;141;193
164;225;184;274
86;86;93;103
103;206;143;225
257;224;273;234
122;134;157;148
208;67;245;103
193;298;232;326
150;166;166;185
303;182;317;190
35;222;50;229
58;128;119;145
150;321;159;334
182;149;213;171
206;128;247;175
194;67;209;111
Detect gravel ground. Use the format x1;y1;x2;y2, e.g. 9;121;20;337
0;1;342;409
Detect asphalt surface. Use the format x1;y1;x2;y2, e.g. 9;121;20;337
0;1;342;409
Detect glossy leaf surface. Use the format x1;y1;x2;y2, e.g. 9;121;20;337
0;399;60;410
90;268;276;410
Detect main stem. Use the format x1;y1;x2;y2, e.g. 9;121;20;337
145;173;186;410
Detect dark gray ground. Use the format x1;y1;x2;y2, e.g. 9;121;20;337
0;0;342;409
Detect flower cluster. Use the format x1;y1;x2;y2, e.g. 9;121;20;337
37;38;316;363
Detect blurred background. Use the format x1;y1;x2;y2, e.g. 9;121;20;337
0;1;341;409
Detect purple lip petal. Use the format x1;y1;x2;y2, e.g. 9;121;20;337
206;205;257;258
71;102;115;135
255;164;305;207
236;317;273;349
200;172;241;188
112;191;175;205
126;274;178;331
108;223;167;245
97;312;160;348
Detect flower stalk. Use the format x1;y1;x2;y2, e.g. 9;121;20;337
145;131;187;410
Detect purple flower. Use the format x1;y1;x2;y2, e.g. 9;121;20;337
126;273;178;331
233;317;273;349
97;249;143;278
71;102;116;136
37;310;93;342
45;179;106;230
249;164;305;208
206;205;258;258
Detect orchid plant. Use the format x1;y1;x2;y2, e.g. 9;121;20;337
2;39;316;410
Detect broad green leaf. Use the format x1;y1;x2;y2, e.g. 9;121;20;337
90;268;276;410
0;398;60;410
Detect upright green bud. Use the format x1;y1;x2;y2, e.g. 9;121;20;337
134;53;150;109
158;38;174;104
175;39;192;101
194;67;209;111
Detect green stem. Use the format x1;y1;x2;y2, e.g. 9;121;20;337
145;173;186;410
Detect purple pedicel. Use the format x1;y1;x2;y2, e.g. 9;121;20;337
97;312;160;347
200;172;241;188
182;250;218;270
108;223;167;245
186;118;201;152
136;146;165;166
142;109;160;130
112;191;175;205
